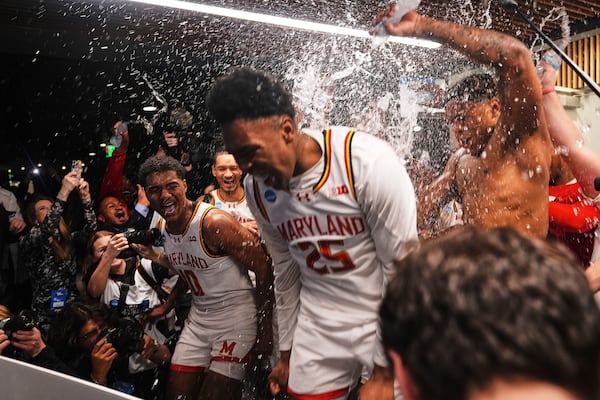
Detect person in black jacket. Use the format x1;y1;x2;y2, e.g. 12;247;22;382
0;304;75;376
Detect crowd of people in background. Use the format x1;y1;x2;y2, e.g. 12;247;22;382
1;2;600;400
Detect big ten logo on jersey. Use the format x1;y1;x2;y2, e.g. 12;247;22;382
328;184;350;198
169;234;183;244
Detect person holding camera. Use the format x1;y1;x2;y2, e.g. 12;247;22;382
155;108;213;201
84;230;173;394
0;304;75;375
47;300;166;396
19;170;97;334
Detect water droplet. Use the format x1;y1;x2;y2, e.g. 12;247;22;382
556;145;569;156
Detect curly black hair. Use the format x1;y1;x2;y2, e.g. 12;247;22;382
47;301;114;361
381;226;600;400
138;155;187;187
444;73;497;105
206;67;295;125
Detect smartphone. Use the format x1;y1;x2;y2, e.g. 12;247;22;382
71;160;83;178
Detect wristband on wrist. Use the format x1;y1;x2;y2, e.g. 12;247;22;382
542;87;555;95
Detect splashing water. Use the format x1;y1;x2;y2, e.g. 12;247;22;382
529;6;570;62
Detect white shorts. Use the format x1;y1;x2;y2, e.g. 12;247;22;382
287;315;378;398
170;303;257;380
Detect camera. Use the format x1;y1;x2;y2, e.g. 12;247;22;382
98;317;145;357
0;310;35;338
158;108;212;165
118;228;161;259
123;228;161;246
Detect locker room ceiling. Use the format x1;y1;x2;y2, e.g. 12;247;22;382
0;0;598;181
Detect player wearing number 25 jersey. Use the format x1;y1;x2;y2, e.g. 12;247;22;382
207;67;418;400
139;155;274;400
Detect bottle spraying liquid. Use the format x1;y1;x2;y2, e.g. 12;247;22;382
536;49;563;78
372;0;421;49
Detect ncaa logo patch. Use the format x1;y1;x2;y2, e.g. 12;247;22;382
264;190;277;202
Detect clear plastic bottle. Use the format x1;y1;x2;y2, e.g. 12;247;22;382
372;0;421;49
109;121;127;147
536;49;563;78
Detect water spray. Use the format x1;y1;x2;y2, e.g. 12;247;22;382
499;0;600;98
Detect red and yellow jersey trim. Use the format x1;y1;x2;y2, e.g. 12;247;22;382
161;201;202;237
253;178;271;223
344;129;357;199
215;189;247;205
154;218;163;232
313;129;333;193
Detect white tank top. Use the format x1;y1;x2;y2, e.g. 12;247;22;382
208;189;256;224
155;202;255;312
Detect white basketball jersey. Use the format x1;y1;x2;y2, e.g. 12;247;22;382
155;202;255;312
245;127;417;327
208;189;256;224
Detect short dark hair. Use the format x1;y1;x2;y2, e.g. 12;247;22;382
206;67;296;125
48;301;114;360
444;73;497;105
138;155;187;186
212;145;230;165
381;226;600;400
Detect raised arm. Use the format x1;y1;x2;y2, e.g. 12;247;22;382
540;62;600;198
87;233;129;298
376;6;543;143
416;151;460;238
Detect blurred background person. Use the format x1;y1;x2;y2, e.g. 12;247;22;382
155;108;214;201
0;174;28;312
381;226;600;400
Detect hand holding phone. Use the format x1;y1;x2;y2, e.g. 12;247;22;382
71;160;83;179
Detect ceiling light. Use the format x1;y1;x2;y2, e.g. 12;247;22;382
127;0;441;49
89;152;97;156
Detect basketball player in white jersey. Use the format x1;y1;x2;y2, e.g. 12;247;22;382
206;68;418;400
135;155;274;400
205;147;258;236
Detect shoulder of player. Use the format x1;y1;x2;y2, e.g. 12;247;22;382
203;206;238;231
